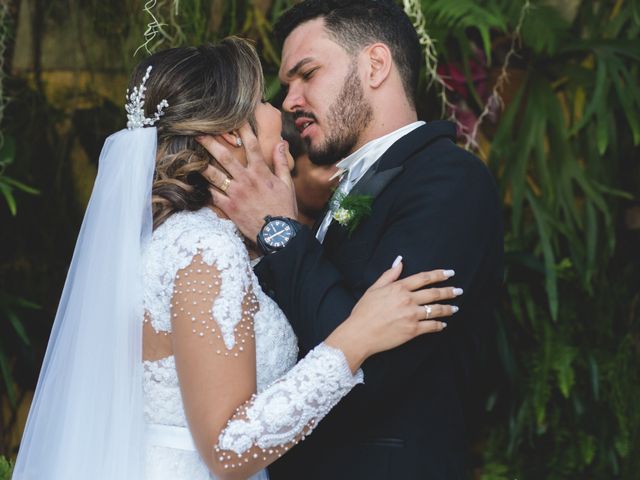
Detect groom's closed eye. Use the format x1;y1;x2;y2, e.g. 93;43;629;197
301;67;319;80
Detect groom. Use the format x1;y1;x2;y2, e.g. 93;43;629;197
201;0;503;478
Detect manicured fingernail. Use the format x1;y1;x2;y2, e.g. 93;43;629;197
453;288;464;296
279;142;286;154
441;322;448;329
444;269;455;277
451;306;459;313
392;255;403;268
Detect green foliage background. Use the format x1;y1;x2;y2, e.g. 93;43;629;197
0;0;639;478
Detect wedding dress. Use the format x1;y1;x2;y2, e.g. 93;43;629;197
141;207;364;479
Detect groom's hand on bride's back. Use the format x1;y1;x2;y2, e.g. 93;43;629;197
197;124;299;241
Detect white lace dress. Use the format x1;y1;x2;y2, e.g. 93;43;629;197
141;208;363;480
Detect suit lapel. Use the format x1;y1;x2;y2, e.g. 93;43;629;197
348;120;457;199
320;121;457;246
350;164;403;198
322;164;405;247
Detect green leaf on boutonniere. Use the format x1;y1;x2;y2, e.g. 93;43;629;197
331;191;373;235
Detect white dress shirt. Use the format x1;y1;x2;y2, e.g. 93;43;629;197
315;121;425;243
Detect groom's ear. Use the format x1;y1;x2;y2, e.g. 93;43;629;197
220;132;241;148
365;43;392;89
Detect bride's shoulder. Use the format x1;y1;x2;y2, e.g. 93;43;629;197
146;208;249;268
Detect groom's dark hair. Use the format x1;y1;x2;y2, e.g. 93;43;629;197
274;0;422;107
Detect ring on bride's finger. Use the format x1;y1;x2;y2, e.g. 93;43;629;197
423;305;433;319
220;176;232;193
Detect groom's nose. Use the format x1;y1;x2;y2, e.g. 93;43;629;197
282;82;306;113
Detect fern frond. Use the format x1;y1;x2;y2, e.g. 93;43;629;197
422;0;508;60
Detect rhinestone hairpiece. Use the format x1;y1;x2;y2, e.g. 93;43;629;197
125;65;169;130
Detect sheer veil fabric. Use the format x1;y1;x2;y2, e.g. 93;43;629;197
13;127;156;479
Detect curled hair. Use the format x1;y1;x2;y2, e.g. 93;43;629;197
127;37;264;229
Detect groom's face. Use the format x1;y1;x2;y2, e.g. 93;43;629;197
279;18;373;165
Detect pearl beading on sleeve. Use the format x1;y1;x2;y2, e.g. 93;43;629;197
215;343;364;467
171;257;257;356
142;209;257;353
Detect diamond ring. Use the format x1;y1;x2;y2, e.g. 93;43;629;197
424;305;432;320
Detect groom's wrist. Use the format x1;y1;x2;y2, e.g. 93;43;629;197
256;215;302;255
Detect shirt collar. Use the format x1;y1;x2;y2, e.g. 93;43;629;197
334;121;425;181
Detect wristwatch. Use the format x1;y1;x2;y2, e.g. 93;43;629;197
257;216;302;255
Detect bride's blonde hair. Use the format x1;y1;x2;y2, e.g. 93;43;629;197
127;37;264;229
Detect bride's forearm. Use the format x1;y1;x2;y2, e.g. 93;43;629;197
324;318;371;373
206;343;363;479
206;427;309;480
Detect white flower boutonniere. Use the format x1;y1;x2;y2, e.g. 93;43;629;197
330;192;373;236
332;207;353;226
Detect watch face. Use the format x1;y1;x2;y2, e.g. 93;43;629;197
262;219;293;248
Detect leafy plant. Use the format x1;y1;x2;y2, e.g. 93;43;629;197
417;0;640;478
0;455;13;480
0;137;40;216
0;293;38;408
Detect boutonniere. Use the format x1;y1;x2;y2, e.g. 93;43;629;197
330;191;373;235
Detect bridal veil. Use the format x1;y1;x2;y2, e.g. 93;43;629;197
12;126;156;479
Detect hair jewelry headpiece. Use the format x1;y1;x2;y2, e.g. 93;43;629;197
125;65;169;130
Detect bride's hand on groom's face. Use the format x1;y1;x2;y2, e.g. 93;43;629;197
197;124;298;240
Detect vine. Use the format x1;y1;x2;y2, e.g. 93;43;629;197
401;0;456;120
135;0;173;55
464;0;531;153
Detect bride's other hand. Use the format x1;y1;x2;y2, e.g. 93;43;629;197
325;258;461;372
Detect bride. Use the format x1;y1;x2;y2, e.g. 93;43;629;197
12;38;460;480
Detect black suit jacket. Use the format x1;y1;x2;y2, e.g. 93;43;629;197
254;121;503;480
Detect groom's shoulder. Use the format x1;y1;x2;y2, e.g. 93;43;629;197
392;137;500;216
395;122;480;168
408;136;495;185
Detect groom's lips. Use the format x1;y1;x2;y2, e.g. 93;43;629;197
294;116;317;138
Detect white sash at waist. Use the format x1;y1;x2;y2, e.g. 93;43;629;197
144;423;270;480
145;423;197;451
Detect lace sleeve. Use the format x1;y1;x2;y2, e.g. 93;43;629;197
169;238;362;478
215;343;363;465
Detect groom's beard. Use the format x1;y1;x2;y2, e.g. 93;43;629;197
305;63;373;166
